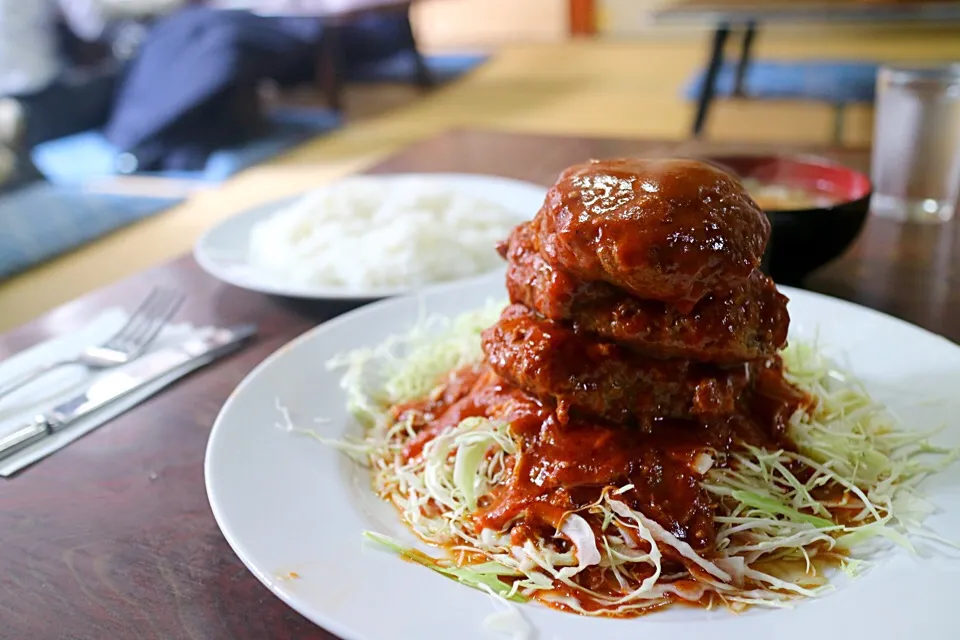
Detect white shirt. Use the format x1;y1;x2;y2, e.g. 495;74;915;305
0;0;186;96
0;1;60;95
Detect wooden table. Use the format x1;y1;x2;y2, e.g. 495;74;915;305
652;0;960;137
1;129;957;639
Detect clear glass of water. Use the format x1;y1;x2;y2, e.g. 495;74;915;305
871;64;960;223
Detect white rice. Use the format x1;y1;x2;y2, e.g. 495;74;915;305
248;176;527;290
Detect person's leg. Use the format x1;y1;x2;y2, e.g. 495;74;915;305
18;63;120;148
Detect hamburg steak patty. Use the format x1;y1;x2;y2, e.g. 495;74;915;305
532;158;770;313
481;304;753;426
501;222;789;365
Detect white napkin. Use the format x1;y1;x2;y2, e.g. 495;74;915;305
0;309;206;476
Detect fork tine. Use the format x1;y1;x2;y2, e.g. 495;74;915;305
106;288;172;348
114;289;184;355
103;287;164;348
104;288;182;353
133;291;185;350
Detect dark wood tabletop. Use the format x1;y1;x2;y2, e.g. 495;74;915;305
1;129;957;640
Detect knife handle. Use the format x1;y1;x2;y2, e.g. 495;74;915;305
0;416;52;461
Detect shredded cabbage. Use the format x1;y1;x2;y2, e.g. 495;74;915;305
363;531;526;602
557;514;602;578
306;307;959;617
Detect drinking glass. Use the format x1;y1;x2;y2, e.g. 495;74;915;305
871;64;960;223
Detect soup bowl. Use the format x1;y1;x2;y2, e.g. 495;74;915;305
704;155;872;286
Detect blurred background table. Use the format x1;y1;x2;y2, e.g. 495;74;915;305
653;0;960;137
0;129;957;639
210;0;434;110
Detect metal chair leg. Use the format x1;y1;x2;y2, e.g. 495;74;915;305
733;21;756;97
399;5;434;89
693;23;730;137
833;103;846;146
316;25;344;113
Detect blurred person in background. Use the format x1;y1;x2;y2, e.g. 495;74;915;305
0;0;324;173
0;1;423;175
103;3;324;172
0;0;187;151
105;3;420;173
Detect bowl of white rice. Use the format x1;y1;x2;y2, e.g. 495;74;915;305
194;173;547;299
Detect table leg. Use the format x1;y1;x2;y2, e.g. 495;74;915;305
733;21;756;97
399;4;433;89
317;24;343;112
693;23;730;137
832;103;846;146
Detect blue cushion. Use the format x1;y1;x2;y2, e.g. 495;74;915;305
0;183;180;279
684;60;879;104
31;107;343;186
349;52;489;84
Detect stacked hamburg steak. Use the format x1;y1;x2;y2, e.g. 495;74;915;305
481;158;790;430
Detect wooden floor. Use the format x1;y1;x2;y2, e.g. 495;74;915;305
296;25;960;148
4;28;960;330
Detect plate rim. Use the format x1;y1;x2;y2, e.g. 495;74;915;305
204;279;959;637
192;172;549;300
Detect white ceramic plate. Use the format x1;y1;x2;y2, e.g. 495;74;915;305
193;173;547;300
205;273;960;640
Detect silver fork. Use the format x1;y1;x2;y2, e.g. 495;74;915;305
0;287;185;401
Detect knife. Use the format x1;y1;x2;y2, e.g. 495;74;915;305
0;323;257;461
